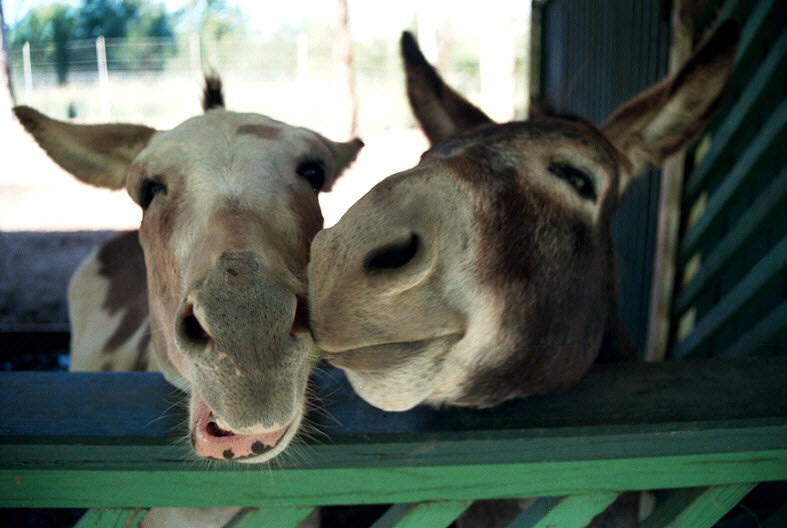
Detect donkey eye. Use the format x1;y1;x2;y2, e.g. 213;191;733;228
139;179;167;210
548;163;596;201
296;161;326;191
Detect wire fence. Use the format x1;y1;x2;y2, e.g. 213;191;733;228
6;32;529;134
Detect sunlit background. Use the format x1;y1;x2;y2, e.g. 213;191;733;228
1;0;531;230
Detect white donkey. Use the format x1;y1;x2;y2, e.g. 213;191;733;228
15;77;361;526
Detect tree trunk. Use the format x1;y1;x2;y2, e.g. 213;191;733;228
334;0;357;136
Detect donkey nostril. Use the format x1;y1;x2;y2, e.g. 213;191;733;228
363;233;420;272
179;303;212;347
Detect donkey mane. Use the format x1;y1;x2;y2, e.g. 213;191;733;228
202;73;225;111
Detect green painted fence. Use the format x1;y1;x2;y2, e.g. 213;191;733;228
2;358;786;527
672;0;787;359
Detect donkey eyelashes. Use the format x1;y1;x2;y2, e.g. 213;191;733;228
296;160;327;192
548;163;597;201
139;178;168;210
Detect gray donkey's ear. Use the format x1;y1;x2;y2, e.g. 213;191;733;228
601;19;740;194
401;31;493;145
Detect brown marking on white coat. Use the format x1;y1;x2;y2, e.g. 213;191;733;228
96;230;148;354
16;76;363;465
308;22;739;411
237;124;282;140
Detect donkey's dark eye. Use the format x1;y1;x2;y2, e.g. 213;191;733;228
139;179;167;210
548;163;596;201
296;161;326;192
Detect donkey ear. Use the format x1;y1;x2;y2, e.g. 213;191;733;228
401;31;493;145
13;106;157;190
322;137;364;192
601;19;740;193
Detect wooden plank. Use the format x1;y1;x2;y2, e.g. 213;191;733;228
673;236;787;358
370;501;471;528
0;360;785;508
507;492;620;528
3;359;785;442
675;167;787;315
74;508;146;528
1;360;786;471
229;506;316;528
639;483;756;528
680;99;787;263
1;451;784;509
685;0;784;205
720;300;787;357
506;497;560;528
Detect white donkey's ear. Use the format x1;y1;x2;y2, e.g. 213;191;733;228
401;31;494;145
601;19;740;194
14;105;157;189
321;137;364;192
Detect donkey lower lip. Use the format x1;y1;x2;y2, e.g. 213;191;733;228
191;395;292;461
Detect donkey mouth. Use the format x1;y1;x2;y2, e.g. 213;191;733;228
191;394;291;461
321;333;463;372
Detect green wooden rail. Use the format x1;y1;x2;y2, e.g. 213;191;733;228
1;357;786;527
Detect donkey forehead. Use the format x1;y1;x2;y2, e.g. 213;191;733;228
134;111;331;177
425;118;622;173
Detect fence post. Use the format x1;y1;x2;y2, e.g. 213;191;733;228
189;33;201;81
96;35;110;120
23;41;32;103
645;0;695;361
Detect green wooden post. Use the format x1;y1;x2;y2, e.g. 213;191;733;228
507;492;620;528
370;501;472;528
639;483;757;528
74;508;146;528
230;506;317;528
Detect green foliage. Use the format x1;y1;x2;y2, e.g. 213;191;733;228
10;0;181;80
11;4;75;84
75;0;140;39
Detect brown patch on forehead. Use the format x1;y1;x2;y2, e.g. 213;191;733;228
97;231;149;354
237;124;282;140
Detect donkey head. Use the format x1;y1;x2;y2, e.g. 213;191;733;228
308;22;739;411
14;78;362;460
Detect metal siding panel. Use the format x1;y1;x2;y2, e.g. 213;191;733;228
539;0;669;354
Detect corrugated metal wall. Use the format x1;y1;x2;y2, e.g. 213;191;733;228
537;0;670;353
